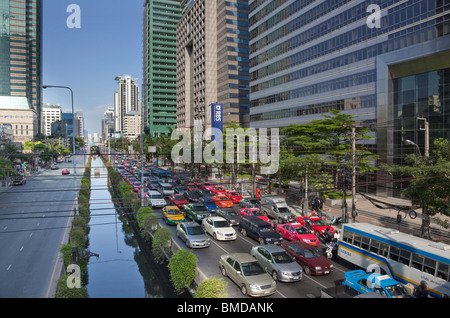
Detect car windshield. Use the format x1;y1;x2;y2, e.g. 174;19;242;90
173;195;184;200
219;197;229;201
167;209;182;215
384;284;413;298
213;220;230;228
203;199;215;204
187;226;205;235
272;251;294;264
241;261;266;276
222;211;238;216
295;226;311;234
249;199;259;204
259;225;273;232
313;219;327;226
151;194;163;199
303;248;322;259
249;210;264;216
134;183;141;186
195;205;208;212
163;186;172;190
278;207;290;214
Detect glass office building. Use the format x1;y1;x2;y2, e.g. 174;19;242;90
0;0;42;133
143;0;182;136
249;0;450;196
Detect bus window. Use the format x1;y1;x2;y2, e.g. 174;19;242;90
437;262;449;281
353;233;362;247
342;230;353;244
389;246;400;262
361;236;370;250
379;241;389;257
411;253;424;271
400;249;411;266
423;257;436;276
370;239;380;254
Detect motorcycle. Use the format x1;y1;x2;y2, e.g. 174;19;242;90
325;239;338;259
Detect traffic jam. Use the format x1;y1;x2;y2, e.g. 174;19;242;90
116;157;426;298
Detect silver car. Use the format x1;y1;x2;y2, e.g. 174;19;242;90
219;253;277;297
176;222;210;249
250;244;303;282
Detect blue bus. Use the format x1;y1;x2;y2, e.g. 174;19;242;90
338;223;450;298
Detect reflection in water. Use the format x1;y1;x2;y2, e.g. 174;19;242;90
86;156;187;298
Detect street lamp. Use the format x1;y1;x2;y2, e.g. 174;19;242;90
141;83;151;206
42;85;77;203
405;139;421;156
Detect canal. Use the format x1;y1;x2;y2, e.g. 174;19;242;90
85;156;188;298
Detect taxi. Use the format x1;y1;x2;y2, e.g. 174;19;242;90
212;195;234;208
162;206;185;225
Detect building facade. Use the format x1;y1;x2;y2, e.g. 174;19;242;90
248;0;450;196
0;96;37;143
143;0;181;136
41;103;61;136
101;107;115;142
0;0;42;133
176;0;250;130
114;75;140;134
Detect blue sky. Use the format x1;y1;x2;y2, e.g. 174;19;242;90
42;0;144;136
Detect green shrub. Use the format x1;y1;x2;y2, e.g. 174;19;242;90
168;249;197;293
152;227;172;264
194;277;228;298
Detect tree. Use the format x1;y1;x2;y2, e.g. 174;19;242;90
168;249;197;294
381;138;450;239
194;277;227;298
281;110;378;190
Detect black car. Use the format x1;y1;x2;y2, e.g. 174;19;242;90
238;215;283;245
239;197;260;208
174;186;187;195
184;190;201;202
215;208;240;226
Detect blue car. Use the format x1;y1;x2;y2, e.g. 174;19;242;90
199;197;217;213
342;270;414;298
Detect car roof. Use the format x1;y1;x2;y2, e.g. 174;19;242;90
242;215;271;225
183;222;201;228
209;216;227;221
281;239;315;250
226;253;257;263
256;244;284;253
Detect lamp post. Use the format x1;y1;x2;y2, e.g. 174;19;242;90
42;85;77;202
405;139;422;156
141;83;151;206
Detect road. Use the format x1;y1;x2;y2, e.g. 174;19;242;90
150;206;349;298
0;153;85;298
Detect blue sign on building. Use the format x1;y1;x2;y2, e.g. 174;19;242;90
211;103;223;133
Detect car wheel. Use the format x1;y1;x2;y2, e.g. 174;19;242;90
213;233;217;240
304;266;311;276
221;266;227;277
240;284;248;296
186;239;191;248
272;271;279;281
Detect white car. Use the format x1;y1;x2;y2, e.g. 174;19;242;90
202;216;237;241
146;191;166;208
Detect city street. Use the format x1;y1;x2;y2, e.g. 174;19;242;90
0;154;85;297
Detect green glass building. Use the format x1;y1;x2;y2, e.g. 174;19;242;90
0;0;42;133
143;0;181;136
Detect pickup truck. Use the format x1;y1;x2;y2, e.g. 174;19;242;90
342;270;414;298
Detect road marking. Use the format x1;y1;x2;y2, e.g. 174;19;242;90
6;264;12;271
20;246;24;252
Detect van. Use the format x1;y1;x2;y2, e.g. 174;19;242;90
238;216;283;245
158;182;174;197
147;191;166;208
260;195;295;223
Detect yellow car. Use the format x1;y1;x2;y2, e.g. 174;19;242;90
162;206;185;225
212;195;234;208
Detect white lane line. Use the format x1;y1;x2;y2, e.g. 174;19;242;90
6;264;12;271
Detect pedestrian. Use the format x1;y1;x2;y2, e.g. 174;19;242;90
414;281;430;298
334;230;341;240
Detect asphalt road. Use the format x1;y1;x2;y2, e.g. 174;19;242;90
151;206;350;299
0;154;85;298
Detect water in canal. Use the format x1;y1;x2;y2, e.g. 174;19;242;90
85;156;188;298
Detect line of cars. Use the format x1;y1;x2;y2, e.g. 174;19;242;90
114;162;337;297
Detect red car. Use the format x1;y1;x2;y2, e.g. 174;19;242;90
199;182;214;191
276;223;319;246
168;194;188;208
225;191;243;203
211;186;227;195
61;168;70;175
132;181;142;192
281;240;334;276
296;216;336;239
185;182;197;191
239;208;270;222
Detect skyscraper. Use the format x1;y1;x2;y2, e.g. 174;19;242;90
249;0;450;197
143;0;181;136
0;0;42;133
114;75;140;135
176;0;250;130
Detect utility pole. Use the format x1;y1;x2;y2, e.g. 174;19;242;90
351;126;357;223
